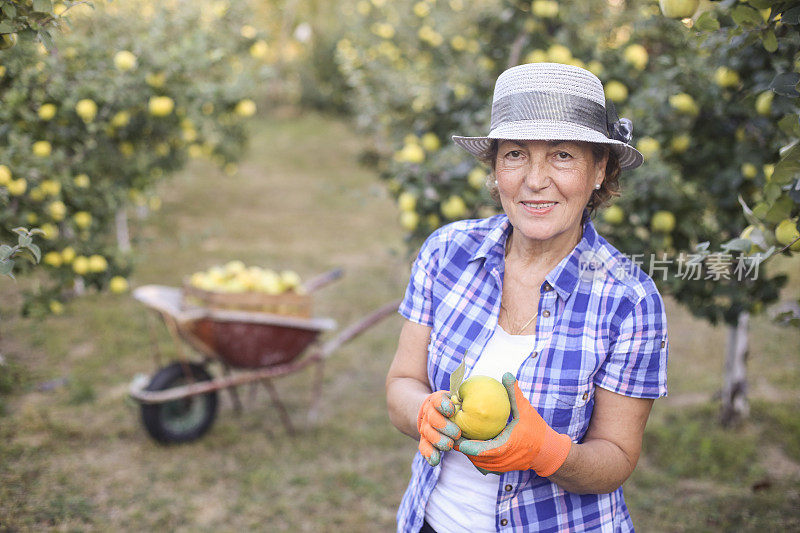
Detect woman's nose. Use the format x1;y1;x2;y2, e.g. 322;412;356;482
523;157;550;190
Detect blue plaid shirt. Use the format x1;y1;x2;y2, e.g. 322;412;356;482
396;210;668;533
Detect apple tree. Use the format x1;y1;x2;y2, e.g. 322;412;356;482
0;0;272;315
336;0;796;425
650;0;800;423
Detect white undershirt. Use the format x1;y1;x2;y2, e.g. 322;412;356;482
425;325;536;533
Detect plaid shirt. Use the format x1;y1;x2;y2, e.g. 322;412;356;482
396;210;668;533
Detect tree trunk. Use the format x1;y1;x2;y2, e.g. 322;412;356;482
116;208;131;253
720;310;750;426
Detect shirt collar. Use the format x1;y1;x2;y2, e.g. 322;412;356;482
471;209;598;301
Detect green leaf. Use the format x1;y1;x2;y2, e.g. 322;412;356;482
738;195;763;228
0;259;14;278
772;143;800;185
39;29;53;50
746;0;772;9
0;21;14;33
778;114;800;137
32;0;52;13
695;11;721;31
732;5;764;28
721;238;752;253
18;234;32;248
449;359;466;396
0;244;13;261
765;182;784;203
13;248;36;265
11;227;28;236
770;72;800;98
1;4;17;18
782;5;800;25
765;195;794;224
752;201;770;219
25;243;41;263
763;29;778;52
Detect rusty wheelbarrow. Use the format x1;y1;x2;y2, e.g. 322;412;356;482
129;270;400;444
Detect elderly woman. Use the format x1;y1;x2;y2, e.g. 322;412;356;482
386;62;668;533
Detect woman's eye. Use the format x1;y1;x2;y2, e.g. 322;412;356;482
507;150;522;158
556;151;572;160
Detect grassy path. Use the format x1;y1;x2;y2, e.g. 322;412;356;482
1;111;798;530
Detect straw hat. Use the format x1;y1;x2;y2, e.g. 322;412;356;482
452;62;643;170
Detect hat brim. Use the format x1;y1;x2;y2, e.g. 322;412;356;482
452;120;643;171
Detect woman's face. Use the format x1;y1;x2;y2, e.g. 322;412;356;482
494;139;607;245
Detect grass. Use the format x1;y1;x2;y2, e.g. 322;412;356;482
1;110;799;531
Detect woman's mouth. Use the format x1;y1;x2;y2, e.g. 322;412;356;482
521;201;557;214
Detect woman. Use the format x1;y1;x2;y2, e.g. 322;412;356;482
386;62;668;533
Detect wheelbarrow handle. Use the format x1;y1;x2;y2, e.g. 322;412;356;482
302;268;344;293
317;298;402;360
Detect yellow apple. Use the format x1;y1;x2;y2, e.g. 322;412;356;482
109;276;129;293
148;96;175;117
603;205;625;225
449;375;511;440
75;99;98;123
651;210;676;233
775;219;800;251
113;50;137;71
605;80;629;102
38;103;57;121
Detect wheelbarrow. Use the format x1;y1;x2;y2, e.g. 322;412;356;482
129;269;400;444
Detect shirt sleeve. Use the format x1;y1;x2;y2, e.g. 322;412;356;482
594;289;669;399
398;230;442;328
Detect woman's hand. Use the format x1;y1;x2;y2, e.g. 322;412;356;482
456;372;572;476
417;390;462;466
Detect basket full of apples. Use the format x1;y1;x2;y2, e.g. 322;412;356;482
183;260;310;317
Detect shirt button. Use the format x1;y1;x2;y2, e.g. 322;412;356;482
500;519;509;526
531;351;538;358
505;484;513;492
542;310;551;318
582;392;589;401
661;340;666;348
543;283;552;291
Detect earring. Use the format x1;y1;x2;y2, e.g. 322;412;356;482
493;179;498;186
594;184;601;190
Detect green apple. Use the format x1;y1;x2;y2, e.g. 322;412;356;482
659;0;699;19
0;33;18;50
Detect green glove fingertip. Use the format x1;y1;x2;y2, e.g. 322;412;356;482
427;449;441;467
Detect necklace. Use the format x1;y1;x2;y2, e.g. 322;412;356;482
502;231;538;335
500;301;538;335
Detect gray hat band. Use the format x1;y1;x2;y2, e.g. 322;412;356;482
490;91;608;137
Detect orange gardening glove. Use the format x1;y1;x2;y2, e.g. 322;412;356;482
456;373;572;477
417;390;462;467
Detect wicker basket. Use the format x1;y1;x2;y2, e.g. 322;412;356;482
182;282;312;317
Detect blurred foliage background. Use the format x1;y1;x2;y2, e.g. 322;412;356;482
1;0;799;530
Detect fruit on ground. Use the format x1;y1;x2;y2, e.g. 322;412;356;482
659;0;699;19
775;219;800;252
449;375;510;440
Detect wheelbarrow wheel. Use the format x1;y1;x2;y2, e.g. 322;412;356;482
140;362;218;444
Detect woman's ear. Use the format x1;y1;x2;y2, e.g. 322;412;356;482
594;149;609;182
